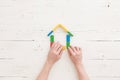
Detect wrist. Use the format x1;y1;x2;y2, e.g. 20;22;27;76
74;63;83;68
45;60;54;68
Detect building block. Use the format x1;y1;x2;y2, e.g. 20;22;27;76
67;31;73;37
47;31;53;36
59;24;69;32
66;42;70;48
50;35;54;42
53;24;59;31
50;42;54;47
66;34;70;48
62;46;66;50
66;34;70;42
50;35;54;47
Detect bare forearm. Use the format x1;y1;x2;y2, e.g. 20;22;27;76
75;64;89;80
37;61;53;80
37;42;63;80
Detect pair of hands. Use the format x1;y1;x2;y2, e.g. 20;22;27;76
37;42;89;80
47;42;82;66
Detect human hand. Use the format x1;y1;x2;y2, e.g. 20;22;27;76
47;42;64;66
68;46;82;66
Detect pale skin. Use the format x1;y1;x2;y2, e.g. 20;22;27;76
37;42;89;80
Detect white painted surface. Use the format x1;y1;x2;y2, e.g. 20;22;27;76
0;0;120;80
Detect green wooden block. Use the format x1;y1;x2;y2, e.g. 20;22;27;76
68;32;73;37
50;35;54;42
66;42;70;48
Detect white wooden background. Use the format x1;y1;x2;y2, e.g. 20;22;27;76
0;0;120;80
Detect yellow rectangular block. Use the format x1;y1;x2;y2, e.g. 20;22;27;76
53;24;59;31
59;24;69;32
62;46;66;50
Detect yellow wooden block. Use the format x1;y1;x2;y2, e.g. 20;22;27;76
62;46;66;50
59;24;69;32
53;24;59;31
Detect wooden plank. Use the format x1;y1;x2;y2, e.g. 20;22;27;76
0;0;120;80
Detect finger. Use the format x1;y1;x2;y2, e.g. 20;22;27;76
70;46;75;52
75;46;78;51
76;47;80;51
79;47;81;51
56;42;61;50
57;46;63;54
51;42;56;48
59;47;63;54
75;47;81;55
71;46;77;52
74;46;79;55
53;42;59;49
59;49;63;56
68;47;75;55
68;47;72;56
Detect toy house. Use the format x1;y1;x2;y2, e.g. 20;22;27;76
47;24;74;49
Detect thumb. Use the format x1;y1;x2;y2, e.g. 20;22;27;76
68;47;72;56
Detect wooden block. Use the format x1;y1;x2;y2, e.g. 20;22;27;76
50;35;54;42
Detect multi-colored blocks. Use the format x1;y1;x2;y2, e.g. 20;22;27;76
47;24;73;37
47;24;74;49
66;35;70;48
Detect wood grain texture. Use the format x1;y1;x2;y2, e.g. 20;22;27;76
0;0;120;80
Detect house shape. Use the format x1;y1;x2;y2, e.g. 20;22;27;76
47;24;74;50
